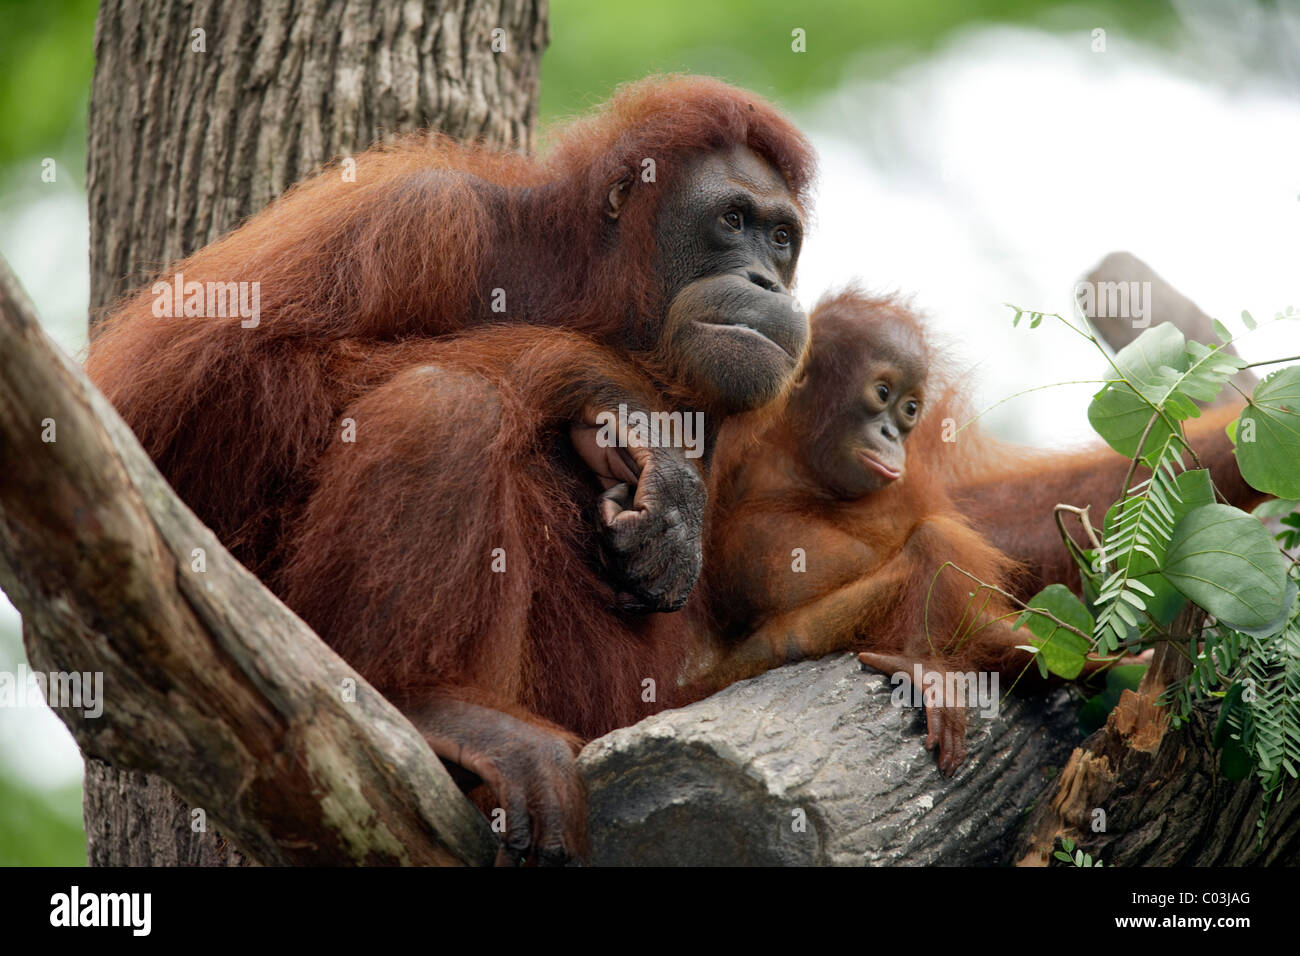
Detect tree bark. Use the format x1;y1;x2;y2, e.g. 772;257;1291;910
1;259;498;866
88;0;548;315
579;654;1085;865
576;613;1300;866
69;0;546;865
1014;638;1300;866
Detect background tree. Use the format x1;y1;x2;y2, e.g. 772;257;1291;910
64;0;547;866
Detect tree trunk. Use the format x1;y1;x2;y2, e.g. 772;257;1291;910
1014;638;1300;866
67;0;546;866
87;0;547;314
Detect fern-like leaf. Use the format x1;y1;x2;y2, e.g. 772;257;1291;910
1094;436;1186;650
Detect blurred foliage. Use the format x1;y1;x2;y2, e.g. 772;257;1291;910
541;0;1177;119
0;0;1182;173
0;616;85;866
0;0;97;179
0;774;85;866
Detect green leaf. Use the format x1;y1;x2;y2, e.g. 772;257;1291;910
1232;575;1298;639
1093;442;1200;646
1277;513;1300;550
1088;383;1176;462
1103;470;1214;577
1013;584;1094;679
1086;327;1190;457
1212;319;1232;343
1236;368;1300;497
1242;309;1257;331
1112;323;1188;385
1131;572;1187;626
1254;498;1300;520
1213;682;1246;749
1119;590;1147;610
1215;684;1254;780
1088;327;1245;450
1161;504;1291;629
1180;341;1245;405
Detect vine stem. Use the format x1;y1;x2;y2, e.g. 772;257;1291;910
1007;303;1203;467
1243;354;1300;369
926;561;1096;645
953;379;1106;436
1120;412;1160;506
1226;379;1259;407
1055;503;1102;570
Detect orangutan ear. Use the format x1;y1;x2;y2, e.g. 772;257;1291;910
605;173;633;220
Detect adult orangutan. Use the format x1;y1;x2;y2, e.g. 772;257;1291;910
691;290;1263;774
86;76;816;864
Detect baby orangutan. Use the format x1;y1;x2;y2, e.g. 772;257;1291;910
692;291;1045;774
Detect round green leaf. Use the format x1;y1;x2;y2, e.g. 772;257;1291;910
1111;323;1188;386
1236;367;1300;497
1161;504;1291;629
1013;583;1094;679
1088;325;1188;459
1214;683;1253;781
1088;382;1176;461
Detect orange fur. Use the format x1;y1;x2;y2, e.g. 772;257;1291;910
696;292;1030;694
277;326;701;738
691;290;1264;772
84;75;815;584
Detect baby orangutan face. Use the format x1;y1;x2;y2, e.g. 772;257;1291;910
801;322;926;499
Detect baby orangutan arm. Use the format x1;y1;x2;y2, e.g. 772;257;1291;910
698;513;1036;775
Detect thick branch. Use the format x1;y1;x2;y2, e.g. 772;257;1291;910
0;256;496;866
580;654;1085;865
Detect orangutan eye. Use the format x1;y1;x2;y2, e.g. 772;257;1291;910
722;210;743;230
876;384;890;402
772;226;790;246
904;400;919;417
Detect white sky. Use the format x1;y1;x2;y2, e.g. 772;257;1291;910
795;23;1300;445
1;18;1298;791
